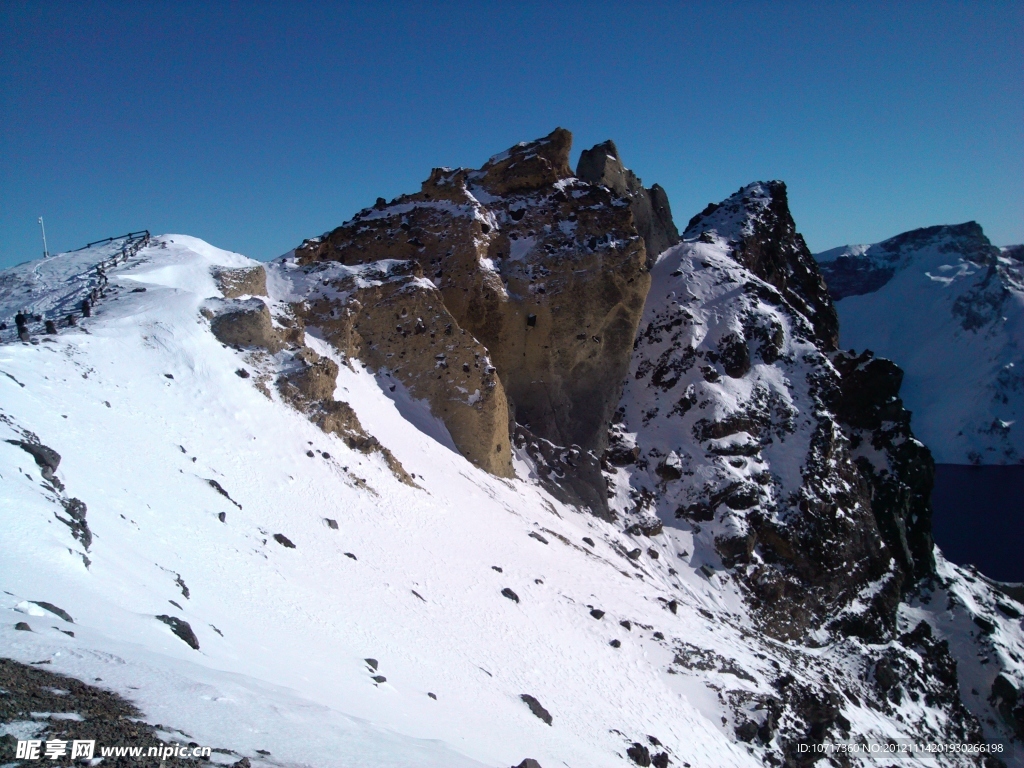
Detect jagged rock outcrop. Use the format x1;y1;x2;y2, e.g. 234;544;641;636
830;350;935;582
607;182;1014;755
615;183;911;642
576;140;679;261
280;259;513;477
294;128;654;461
276;345;414;485
686;182;838;350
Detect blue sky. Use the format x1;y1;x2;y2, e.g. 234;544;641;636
1;1;1021;268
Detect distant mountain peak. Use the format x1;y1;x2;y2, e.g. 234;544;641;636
816;221;998;300
815;222;1023;465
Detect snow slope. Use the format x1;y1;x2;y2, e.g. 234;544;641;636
0;236;764;767
2;234;1022;766
816;224;1024;464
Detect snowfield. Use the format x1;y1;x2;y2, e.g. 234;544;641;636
1;237;758;767
2;235;1022;767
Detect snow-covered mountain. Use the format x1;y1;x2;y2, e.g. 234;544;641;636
2;134;1023;767
815;223;1024;465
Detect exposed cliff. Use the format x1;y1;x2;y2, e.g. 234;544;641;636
575;140;680;262
294;129;666;488
276;258;514;477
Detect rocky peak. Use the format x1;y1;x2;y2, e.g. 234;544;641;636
616;229;899;642
576;140;638;198
473;127;574;196
292;129;662;512
613;182;948;644
576;140;680;260
685;181;838;350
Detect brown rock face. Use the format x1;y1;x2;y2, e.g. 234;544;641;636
288;260;514;477
295;128;652;456
576;140;680;261
203;299;283;353
215;266;268;298
276;348;414;485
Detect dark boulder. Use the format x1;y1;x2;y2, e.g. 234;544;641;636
519;694;552;725
155;615;199;650
6;439;61;480
626;742;651;766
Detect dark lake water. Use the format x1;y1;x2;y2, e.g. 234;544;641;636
931;464;1024;583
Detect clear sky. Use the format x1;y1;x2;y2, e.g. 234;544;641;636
2;1;1021;269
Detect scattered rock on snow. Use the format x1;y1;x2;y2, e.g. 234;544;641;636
5;439;60;480
519;694;552;725
501;588;520;603
626;742;651;766
15;622;31;631
273;533;295;548
31;601;73;623
155;615;199;650
206;479;242;509
56;497;91;549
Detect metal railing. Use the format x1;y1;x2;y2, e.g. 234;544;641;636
70;230;151;253
4;230;151;342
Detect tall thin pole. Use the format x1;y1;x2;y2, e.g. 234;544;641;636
38;217;49;258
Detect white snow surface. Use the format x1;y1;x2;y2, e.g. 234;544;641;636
1;236;761;767
816;228;1024;464
2;235;1022;766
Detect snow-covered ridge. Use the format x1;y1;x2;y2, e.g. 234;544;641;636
815;222;998;300
682;182;777;243
2;222;1022;764
815;223;1024;464
0;235;795;767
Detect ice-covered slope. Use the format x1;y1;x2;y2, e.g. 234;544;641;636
816;224;1024;464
